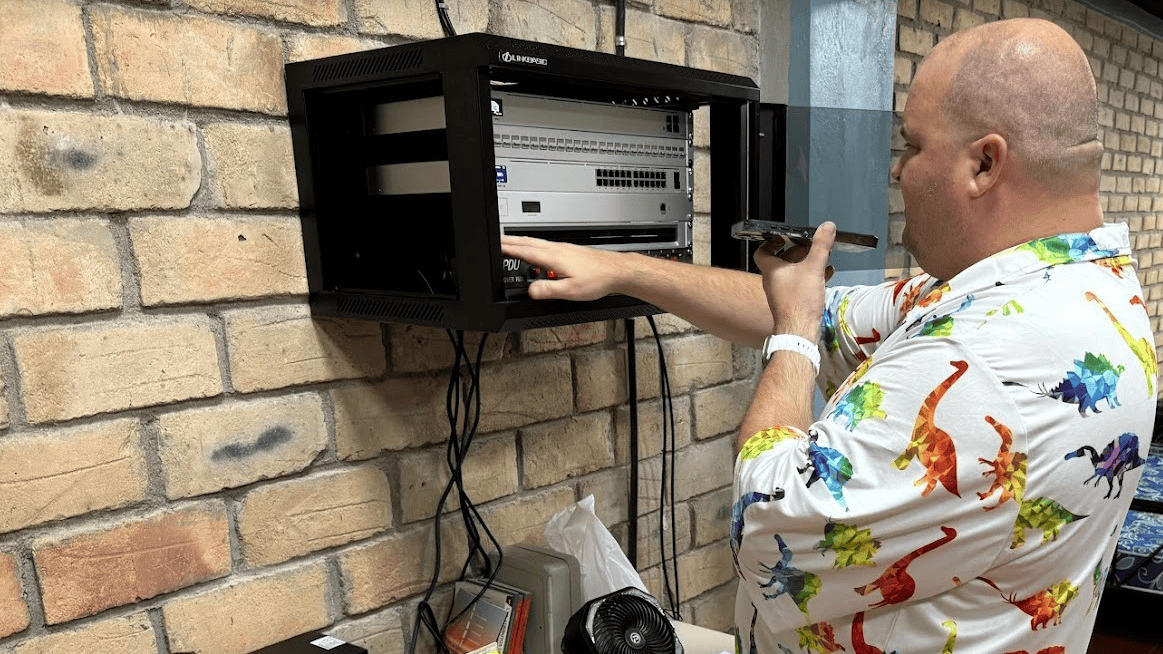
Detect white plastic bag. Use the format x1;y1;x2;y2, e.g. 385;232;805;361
544;494;648;602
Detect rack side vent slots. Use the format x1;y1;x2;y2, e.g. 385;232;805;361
285;32;759;332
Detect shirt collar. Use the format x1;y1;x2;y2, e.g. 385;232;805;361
905;223;1132;324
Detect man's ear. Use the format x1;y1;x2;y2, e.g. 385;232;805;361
967;133;1007;198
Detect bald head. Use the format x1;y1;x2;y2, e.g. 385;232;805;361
927;18;1101;192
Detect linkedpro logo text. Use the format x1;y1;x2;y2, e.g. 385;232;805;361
500;51;548;66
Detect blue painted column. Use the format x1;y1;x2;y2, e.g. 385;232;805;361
785;0;897;284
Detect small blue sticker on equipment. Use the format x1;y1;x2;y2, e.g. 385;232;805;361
496;166;508;183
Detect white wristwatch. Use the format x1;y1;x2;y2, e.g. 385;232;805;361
762;334;821;373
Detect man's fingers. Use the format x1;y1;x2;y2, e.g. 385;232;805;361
808;222;837;268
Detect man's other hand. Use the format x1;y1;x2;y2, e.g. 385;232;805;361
753;222;836;340
500;235;625;301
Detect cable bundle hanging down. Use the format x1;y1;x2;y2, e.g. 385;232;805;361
647;316;682;622
408;329;500;654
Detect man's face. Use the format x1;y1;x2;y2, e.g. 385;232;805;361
891;58;966;279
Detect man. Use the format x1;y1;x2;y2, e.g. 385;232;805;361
503;18;1156;653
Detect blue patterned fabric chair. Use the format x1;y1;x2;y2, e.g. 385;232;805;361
1109;440;1163;593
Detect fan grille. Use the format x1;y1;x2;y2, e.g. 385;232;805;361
590;595;676;654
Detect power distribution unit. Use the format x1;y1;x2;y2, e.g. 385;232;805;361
285;33;759;332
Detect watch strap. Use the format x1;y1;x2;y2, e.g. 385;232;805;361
762;334;821;373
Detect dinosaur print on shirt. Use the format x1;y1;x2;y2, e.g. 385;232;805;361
977;416;1026;510
979;577;1078;631
816;521;881;568
894;361;968;497
854;526;957;608
1064;432;1145;499
797;621;844;654
828;381;888;431
1006;353;1124;415
758;534;821;615
1010;498;1087;549
802;433;854;510
1085;291;1157;396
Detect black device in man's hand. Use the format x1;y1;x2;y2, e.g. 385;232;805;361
730;220;878;253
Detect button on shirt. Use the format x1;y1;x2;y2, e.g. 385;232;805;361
733;224;1157;654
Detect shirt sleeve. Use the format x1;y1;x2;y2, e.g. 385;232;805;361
819;274;944;397
733;335;1024;636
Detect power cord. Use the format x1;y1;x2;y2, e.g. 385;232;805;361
435;0;457;37
407;329;500;654
647;316;682;621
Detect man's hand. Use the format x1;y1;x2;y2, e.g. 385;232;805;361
500;235;629;301
753;222;836;341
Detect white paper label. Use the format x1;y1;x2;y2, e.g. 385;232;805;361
310;635;347;650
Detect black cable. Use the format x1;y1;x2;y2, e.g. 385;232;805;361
614;0;626;56
647;316;682;620
435;0;456;37
407;330;498;654
626;318;639;568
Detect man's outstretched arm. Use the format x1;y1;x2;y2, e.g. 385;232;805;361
500;235;775;347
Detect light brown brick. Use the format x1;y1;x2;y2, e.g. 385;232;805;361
974;0;999;15
953;8;986;31
481;486;577;547
657;0;731;26
132;215;307;306
188;0;345;26
920;0;955;27
163;563;330;654
615;395;692;463
8;613;157;654
15;318;221;424
495;0;597;49
663;334;733;393
1001;0;1028;17
388;324;507;373
355;0;488;39
646;437;733;505
0;0;92;98
693;380;755;439
204;124;299;209
158;394;327;499
575;345;662;412
239;466;391;566
631;503;692;569
690;487;732;547
91;6;285;114
579;468;634;526
0;420;147;535
521;413;615;488
688;24;759;80
477;355;574;432
0;218;120;318
287;34;387;64
339;524;467;614
520;322;609;353
0;551;28;639
678;542;735;601
0;108;200;214
224;305;386;393
333;376;450;460
898;0;917;18
597;8;685;64
686;580;737;633
326;608;406;654
35;502;230;624
899;26;934;56
399;433;518;523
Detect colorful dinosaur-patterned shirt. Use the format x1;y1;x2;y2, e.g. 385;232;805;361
734;224;1157;654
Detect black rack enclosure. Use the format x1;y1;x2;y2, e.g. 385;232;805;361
284;33;759;333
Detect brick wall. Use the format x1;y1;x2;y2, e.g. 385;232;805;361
892;0;1163;363
0;1;756;653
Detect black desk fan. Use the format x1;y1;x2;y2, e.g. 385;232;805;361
561;587;684;654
